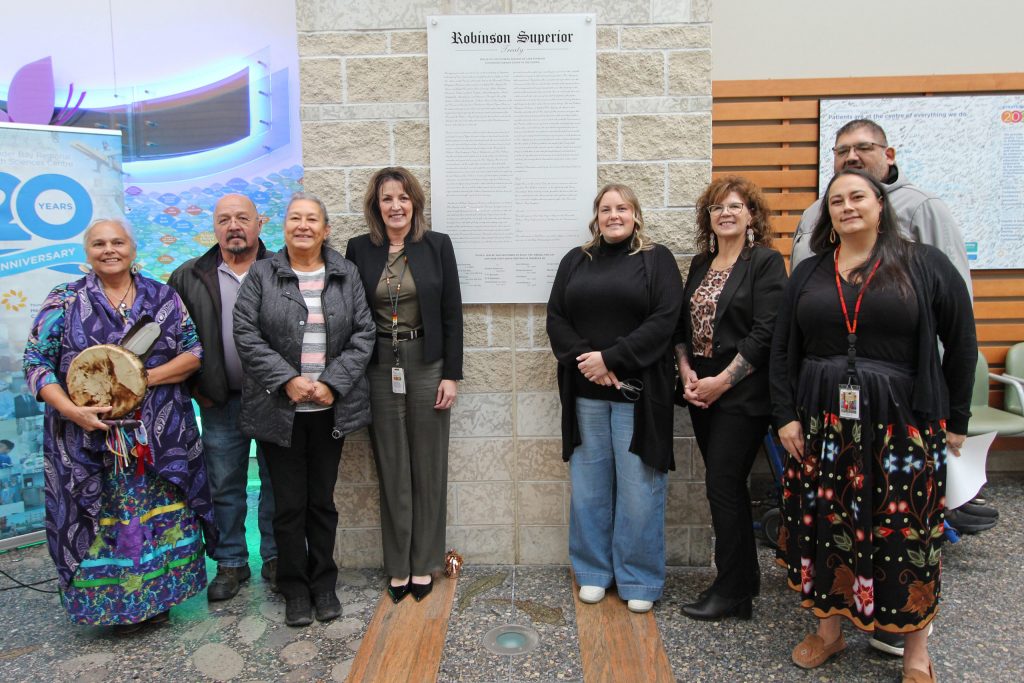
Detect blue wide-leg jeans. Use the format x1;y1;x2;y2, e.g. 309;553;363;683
568;397;667;602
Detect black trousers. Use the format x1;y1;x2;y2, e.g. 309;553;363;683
260;410;344;599
688;402;768;599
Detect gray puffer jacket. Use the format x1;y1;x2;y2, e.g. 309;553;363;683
233;246;375;446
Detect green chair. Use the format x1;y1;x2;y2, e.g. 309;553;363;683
1002;342;1024;416
967;353;1024;436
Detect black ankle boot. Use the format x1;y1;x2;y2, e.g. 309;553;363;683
681;592;752;621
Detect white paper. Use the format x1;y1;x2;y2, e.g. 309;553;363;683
428;14;597;303
945;431;996;510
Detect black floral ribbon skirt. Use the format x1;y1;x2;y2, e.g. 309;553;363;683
776;355;947;633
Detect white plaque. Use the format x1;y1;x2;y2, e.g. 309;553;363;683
428;14;597;303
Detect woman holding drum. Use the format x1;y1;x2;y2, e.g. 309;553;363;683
23;218;215;632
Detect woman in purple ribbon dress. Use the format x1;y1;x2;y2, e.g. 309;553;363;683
23;218;215;632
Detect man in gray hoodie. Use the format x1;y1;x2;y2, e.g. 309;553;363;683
790;118;971;287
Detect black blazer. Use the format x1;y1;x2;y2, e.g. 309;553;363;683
345;230;464;380
674;245;787;416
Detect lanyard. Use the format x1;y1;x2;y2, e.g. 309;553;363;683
385;255;408;366
834;245;880;376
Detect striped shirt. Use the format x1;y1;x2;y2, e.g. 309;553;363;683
295;267;330;412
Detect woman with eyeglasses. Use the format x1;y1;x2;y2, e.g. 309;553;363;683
547;184;683;614
675;176;787;621
771;170;975;683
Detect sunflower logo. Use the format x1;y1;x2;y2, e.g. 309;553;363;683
1;289;27;311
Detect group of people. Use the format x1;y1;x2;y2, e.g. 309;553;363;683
24;118;974;682
24;167;462;630
550;120;974;683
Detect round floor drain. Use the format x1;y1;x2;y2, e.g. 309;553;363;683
482;624;540;655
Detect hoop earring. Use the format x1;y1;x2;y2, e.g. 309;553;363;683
709;233;716;253
746;228;754;248
130;262;141;275
829;228;837;244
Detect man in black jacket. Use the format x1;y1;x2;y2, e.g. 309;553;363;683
168;194;277;601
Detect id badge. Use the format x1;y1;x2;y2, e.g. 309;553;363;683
838;383;860;420
391;366;407;394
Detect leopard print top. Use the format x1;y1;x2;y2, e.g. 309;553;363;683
689;264;734;357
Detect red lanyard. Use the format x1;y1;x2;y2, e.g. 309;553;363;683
833;245;880;336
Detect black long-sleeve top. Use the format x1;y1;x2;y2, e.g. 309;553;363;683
547;239;683;471
796;257;919;362
770;243;976;434
555;237;648;401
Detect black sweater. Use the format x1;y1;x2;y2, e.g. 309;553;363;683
770;243;976;434
559;237;648;401
547;240;683;472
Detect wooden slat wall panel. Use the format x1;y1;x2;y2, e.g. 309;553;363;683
711;169;818;187
714;147;818;167
773;216;801;232
712;75;1024;416
763;193;818;211
974;275;1024;298
973;301;1024;320
712;100;819;121
713;123;818;144
977;324;1024;343
714;73;1024;98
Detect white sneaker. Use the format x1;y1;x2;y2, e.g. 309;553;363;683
627;599;653;613
578;585;606;603
868;622;933;657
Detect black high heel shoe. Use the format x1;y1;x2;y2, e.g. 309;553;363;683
410;578;433;602
681;592;753;621
387;581;411;604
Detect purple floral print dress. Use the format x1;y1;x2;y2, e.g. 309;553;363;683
23;272;216;625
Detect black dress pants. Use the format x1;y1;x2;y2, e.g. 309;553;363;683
688;402;767;599
260;410;344;600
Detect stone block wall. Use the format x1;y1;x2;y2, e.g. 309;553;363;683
296;0;713;567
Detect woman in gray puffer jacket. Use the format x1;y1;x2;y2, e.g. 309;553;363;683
234;192;375;627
